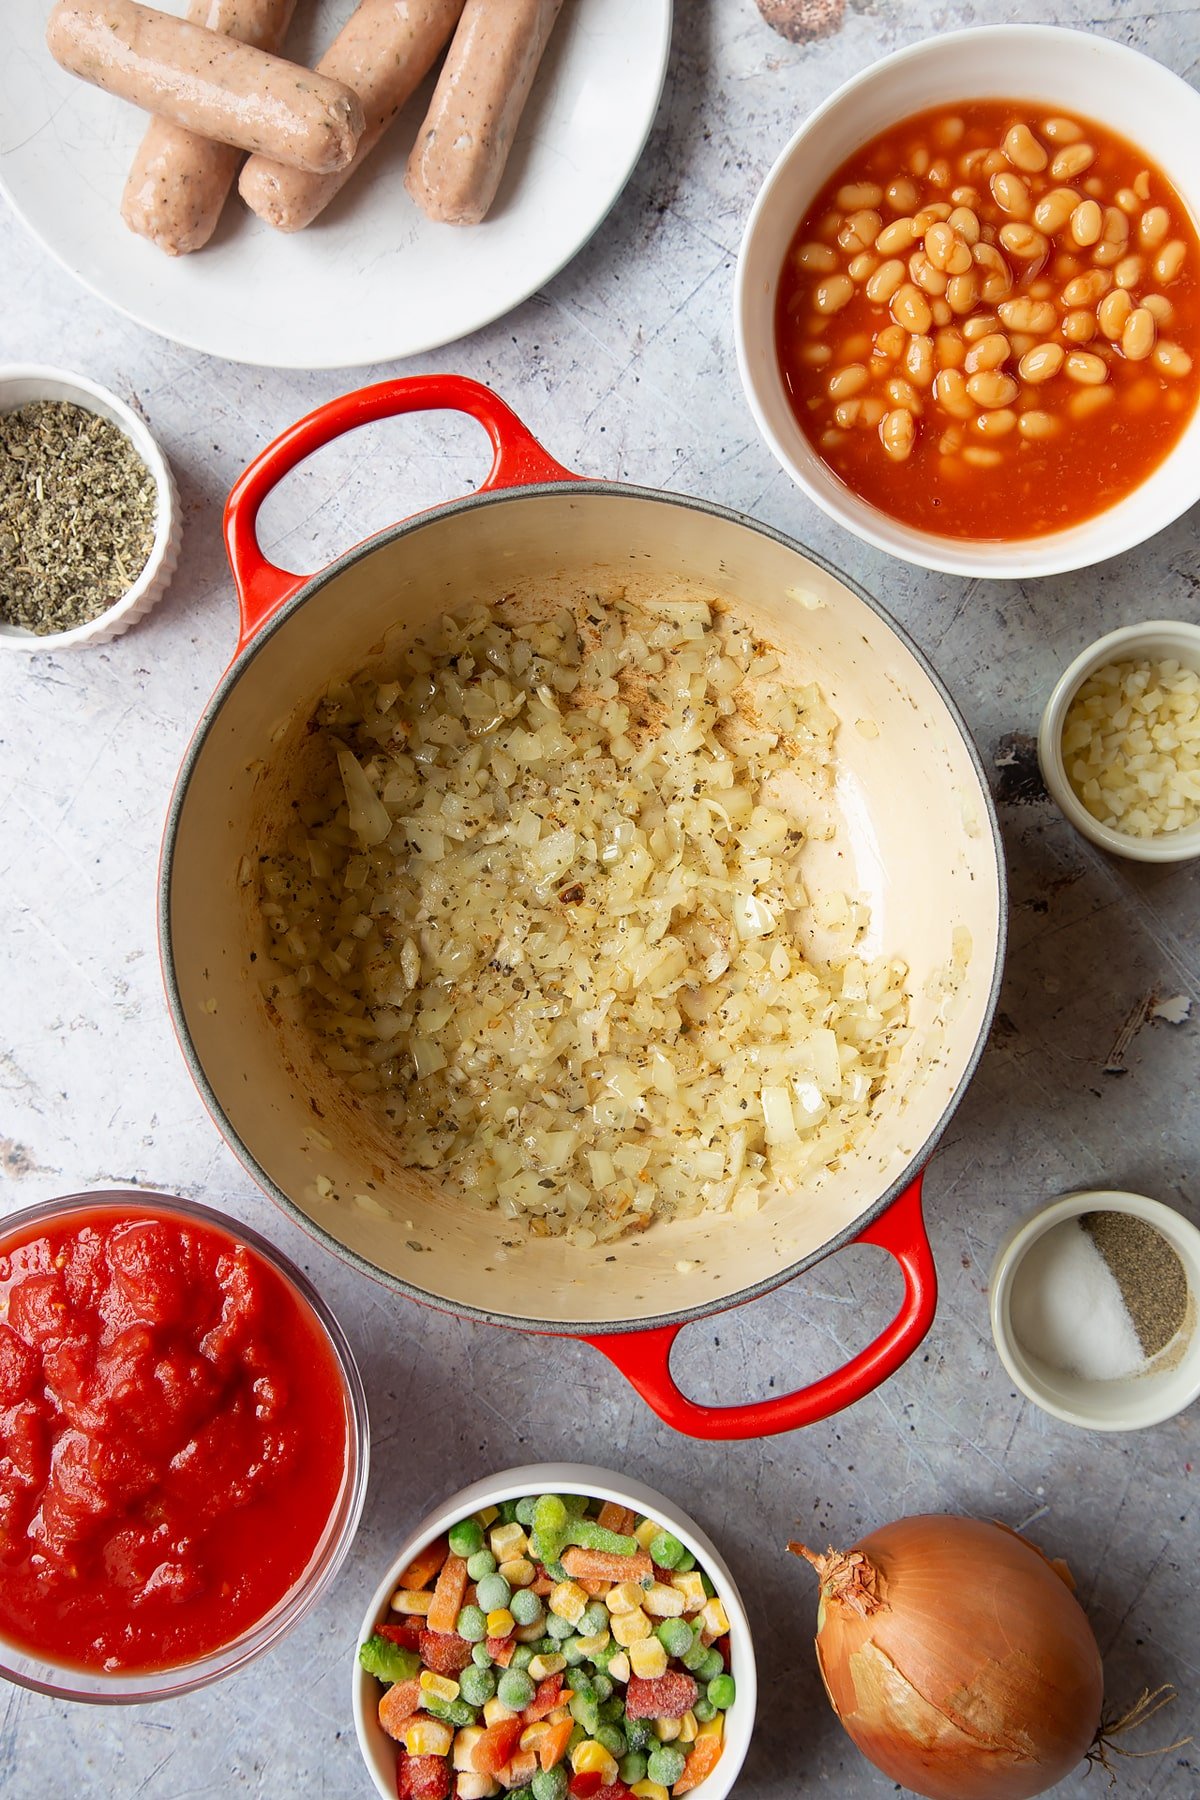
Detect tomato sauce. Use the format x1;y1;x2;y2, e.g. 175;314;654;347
0;1204;349;1674
775;101;1200;539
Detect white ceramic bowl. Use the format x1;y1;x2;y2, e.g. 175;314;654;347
989;1190;1200;1431
0;364;180;650
735;25;1200;579
1038;619;1200;863
353;1463;757;1800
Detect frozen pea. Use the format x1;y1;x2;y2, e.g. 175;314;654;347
471;1642;494;1669
569;1690;601;1737
546;1612;575;1641
508;1790;535;1800
656;1617;694;1659
467;1549;497;1581
648;1529;685;1569
536;1637;557;1656
682;1634;709;1672
498;1499;520;1524
531;1770;568;1800
497;1668;535;1711
675;1549;696;1573
591;1672;613;1703
708;1672;736;1709
578;1603;610;1639
701;1572;716;1599
511;1644;536;1671
647;1745;687;1787
475;1573;512;1613
692;1696;717;1723
448;1517;484;1558
595;1723;626;1758
515;1496;538;1526
699;1647;725;1683
510;1587;543;1627
562;1635;589;1667
456;1604;488;1643
567;1722;586;1752
459;1664;496;1708
563;1493;589;1517
598;1695;624;1725
619;1750;648;1784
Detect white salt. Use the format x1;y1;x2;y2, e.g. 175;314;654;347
1010;1218;1145;1382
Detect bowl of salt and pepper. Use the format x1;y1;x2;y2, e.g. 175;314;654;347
0;363;179;650
990;1190;1200;1430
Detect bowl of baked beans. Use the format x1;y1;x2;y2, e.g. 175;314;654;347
735;26;1200;577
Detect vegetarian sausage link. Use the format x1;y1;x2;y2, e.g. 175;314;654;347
238;0;465;233
122;0;297;255
405;0;565;226
47;0;365;175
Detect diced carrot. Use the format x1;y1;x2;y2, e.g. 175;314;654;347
539;1718;574;1771
486;1634;516;1667
673;1736;724;1794
532;1574;554;1596
398;1535;450;1591
597;1502;637;1535
425;1552;468;1635
561;1546;653;1585
471;1717;524;1776
578;1577;609;1598
377;1677;421;1739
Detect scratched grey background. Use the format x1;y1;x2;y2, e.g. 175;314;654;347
1;0;1198;1795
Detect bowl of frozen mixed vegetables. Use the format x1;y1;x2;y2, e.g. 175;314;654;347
353;1463;756;1800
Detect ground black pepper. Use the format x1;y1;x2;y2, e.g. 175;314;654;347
1083;1211;1190;1359
0;400;157;635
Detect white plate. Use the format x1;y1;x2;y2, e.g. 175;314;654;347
0;0;671;369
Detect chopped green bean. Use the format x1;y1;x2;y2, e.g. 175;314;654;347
569;1690;601;1737
422;1693;476;1728
564;1519;639;1556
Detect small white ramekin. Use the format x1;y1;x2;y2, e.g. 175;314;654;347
734;25;1200;579
0;364;180;651
1037;619;1200;863
353;1462;757;1800
989;1190;1200;1432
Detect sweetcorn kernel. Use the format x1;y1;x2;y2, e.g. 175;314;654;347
419;1670;460;1704
700;1597;730;1640
628;1636;668;1679
476;1505;500;1527
402;1718;454;1757
670;1572;706;1611
528;1653;566;1682
499;1557;536;1589
605;1580;645;1616
575;1631;611;1657
572;1741;619;1782
519;1722;550;1752
549;1580;589;1626
483;1698;518;1726
486;1608;515;1638
452;1727;485;1771
653;1717;682;1743
634;1518;662;1551
610;1608;652;1646
490;1522;528;1563
678;1710;699;1744
697;1713;725;1741
642;1582;686;1618
391;1588;435;1615
607;1651;631;1684
630;1785;670;1800
455;1776;498;1800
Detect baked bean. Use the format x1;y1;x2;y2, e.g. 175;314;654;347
961;311;1000;342
1064;350;1108;385
843;332;872;358
934;328;966;369
1050;142;1095;181
798;342;833;367
1083;177;1104;199
837;181;884;210
1115;187;1141;215
909;251;948;296
1125;378;1159;412
925;221;960;270
1138;206;1170;249
962;445;1003;468
1134;170;1152;202
975;406;1018;437
875;217;919;254
910;147;931;177
1152;340;1193;378
1153;239;1186;284
931;298;953;326
1009;332;1038;357
859;396;886;426
905;334;936;386
1003;122;1047;173
1121;307;1157;361
990;171;1031;218
892;283;933;333
834;399;862;427
1050;252;1080;283
815;274;855;313
796;241;839;273
880;407;915;460
828;363;869;398
865;259;907;304
929;159;952;188
1141;293;1175;326
1114;254;1144;290
972;241;1012;301
876;322;908;357
1032;187;1081;235
885;376;922;412
947;205;981;244
946;269;981;313
1018;409;1059;438
938;427;963;454
997;296;1057;333
1062;310;1097;345
1068;385;1115;420
849;252;879;283
950;187;980;209
1062;270;1111;307
914;203;953;231
1097;288;1134;339
1092;206;1131;267
935;116;966;149
840;208;884;254
933;367;974;417
1041;117;1084;144
966;370;1018;408
964;331;1011;373
999;222;1048;261
819;428;847;451
885;177;922;213
982;149;1008;177
1018;342;1065;383
1069;199;1103;247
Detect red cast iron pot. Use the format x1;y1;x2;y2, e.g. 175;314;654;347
160;374;1006;1439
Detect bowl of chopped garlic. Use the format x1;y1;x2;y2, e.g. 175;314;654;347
0;364;180;651
1038;619;1200;862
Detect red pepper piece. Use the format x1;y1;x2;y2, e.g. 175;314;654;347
418;1627;473;1677
523;1671;564;1721
486;1634;516;1666
716;1632;732;1670
624;1671;699;1720
378;1621;423;1652
592;1786;632;1800
396;1752;451;1800
569;1776;604;1799
472;1716;524;1776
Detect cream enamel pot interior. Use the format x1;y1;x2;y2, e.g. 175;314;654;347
161;376;1006;1440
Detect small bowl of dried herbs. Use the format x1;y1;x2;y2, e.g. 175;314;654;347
0;365;180;650
990;1189;1200;1432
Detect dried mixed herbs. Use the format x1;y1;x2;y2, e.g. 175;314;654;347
0;400;157;635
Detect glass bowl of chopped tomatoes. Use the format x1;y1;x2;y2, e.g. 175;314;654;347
0;1190;369;1701
352;1464;756;1800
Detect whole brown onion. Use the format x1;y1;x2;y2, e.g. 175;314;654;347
789;1514;1104;1800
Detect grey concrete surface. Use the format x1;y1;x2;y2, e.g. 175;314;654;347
1;1;1197;1796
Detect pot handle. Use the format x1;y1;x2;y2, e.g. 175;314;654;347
223;374;579;651
582;1175;936;1440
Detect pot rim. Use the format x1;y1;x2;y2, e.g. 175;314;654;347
160;478;1008;1335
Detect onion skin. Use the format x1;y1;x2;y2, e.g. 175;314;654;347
791;1515;1104;1800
